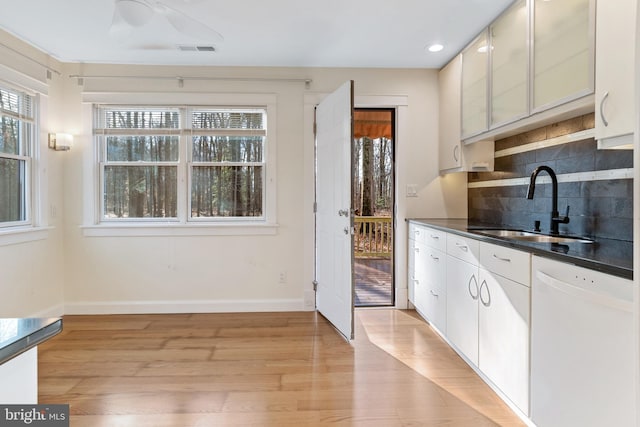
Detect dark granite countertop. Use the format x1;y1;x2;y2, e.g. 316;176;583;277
0;318;63;365
408;218;633;280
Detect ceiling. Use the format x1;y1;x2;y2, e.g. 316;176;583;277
0;0;514;69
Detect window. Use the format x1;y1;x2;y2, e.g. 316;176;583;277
190;109;265;219
95;106;267;223
0;86;34;227
99;108;180;219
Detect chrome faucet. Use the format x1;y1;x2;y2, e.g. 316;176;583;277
526;165;570;235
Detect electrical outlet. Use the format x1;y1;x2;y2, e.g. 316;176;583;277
304;290;316;310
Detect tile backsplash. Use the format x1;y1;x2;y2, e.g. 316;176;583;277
468;114;633;241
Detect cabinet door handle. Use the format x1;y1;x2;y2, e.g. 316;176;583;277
599;91;609;127
492;253;511;262
430;289;439;298
430;254;439;261
468;274;479;300
429;234;440;240
414;247;420;253
453;145;460;162
455;242;469;252
479;280;491;307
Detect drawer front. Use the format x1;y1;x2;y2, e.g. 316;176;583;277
447;233;480;265
407;238;418;303
480;242;531;286
423;247;446;287
422;227;447;252
408;222;425;243
424;280;447;334
415;246;447;334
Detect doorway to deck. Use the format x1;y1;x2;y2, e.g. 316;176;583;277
353;108;395;307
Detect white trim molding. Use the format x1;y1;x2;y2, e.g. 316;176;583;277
81;92;278;233
64;298;305;315
81;223;278;237
0;226;51;247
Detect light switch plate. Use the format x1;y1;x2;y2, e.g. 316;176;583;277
406;184;418;197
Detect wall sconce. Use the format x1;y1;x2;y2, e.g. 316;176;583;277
48;133;73;151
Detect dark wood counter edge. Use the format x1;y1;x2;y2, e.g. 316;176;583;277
407;219;633;281
0;318;63;366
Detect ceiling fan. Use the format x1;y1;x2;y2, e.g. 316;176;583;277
110;0;224;43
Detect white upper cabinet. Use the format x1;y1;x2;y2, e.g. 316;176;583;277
438;55;494;173
594;0;637;149
532;0;594;111
461;30;489;138
444;0;595;145
439;56;463;171
490;0;528;127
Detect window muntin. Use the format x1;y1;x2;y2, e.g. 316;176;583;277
0;86;33;226
96;106;267;222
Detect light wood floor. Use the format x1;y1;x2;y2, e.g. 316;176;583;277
38;310;525;426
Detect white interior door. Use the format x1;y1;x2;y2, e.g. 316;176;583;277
315;80;354;340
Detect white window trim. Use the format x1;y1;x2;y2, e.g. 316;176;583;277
0;226;51;246
81;92;278;237
0;69;48;246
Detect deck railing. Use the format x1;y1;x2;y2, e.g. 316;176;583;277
353;216;393;258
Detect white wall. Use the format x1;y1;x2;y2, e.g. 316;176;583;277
0;32;66;317
0;31;467;315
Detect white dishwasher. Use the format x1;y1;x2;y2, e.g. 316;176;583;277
530;256;635;427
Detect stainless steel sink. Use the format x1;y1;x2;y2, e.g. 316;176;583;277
471;229;594;244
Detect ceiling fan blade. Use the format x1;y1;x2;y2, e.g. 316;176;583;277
115;0;154;27
156;3;224;42
109;8;135;41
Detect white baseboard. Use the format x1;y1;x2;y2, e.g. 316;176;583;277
395;287;408;309
64;298;306;315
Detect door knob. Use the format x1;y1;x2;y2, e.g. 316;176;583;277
338;209;349;217
343;227;349;235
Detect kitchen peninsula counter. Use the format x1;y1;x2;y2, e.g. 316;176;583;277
0;317;62;404
0;317;62;366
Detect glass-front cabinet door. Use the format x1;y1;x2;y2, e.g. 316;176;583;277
491;0;528;127
461;30;489;138
532;0;593;111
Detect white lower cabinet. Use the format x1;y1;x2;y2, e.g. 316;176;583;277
407;237;418;304
478;268;530;414
445;254;479;365
413;240;427;311
408;222;447;333
420;246;446;332
444;232;531;417
408;223;531;417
